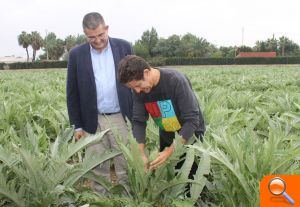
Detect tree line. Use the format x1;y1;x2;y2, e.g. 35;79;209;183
134;28;300;58
18;28;300;62
17;31;86;62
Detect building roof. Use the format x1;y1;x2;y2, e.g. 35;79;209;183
0;55;30;63
236;52;276;58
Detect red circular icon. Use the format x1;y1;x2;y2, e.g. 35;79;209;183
269;177;286;195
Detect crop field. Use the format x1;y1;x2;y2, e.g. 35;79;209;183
0;65;300;207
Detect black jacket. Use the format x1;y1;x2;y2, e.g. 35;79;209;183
66;37;133;133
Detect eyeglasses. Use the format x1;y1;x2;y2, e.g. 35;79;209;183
86;32;107;42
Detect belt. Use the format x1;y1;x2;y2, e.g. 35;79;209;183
99;112;120;116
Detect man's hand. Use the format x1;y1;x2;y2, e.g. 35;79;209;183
74;130;85;141
149;145;174;171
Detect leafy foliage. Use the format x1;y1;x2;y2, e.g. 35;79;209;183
0;126;120;206
115;134;209;207
1;65;300;206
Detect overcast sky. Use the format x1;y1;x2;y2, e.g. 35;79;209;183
1;0;300;58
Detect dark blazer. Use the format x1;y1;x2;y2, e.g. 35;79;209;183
66;37;133;134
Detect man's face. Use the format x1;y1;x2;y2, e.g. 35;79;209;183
84;24;109;51
126;70;153;93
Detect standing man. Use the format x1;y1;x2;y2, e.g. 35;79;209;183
118;55;205;171
66;12;133;193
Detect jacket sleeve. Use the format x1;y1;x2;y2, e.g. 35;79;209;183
132;93;148;144
174;76;200;141
66;49;83;129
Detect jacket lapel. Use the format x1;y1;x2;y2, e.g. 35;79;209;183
83;43;96;90
109;37;120;78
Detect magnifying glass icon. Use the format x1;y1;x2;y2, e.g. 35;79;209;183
268;177;295;205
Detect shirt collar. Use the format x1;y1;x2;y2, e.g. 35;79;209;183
90;39;111;54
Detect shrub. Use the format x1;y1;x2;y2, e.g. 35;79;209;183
5;61;67;70
164;56;300;65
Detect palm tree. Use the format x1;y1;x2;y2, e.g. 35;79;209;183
17;31;31;62
76;34;87;45
65;35;77;52
30;31;43;62
44;32;65;60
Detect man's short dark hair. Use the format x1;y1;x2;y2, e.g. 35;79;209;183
82;12;105;30
118;55;151;84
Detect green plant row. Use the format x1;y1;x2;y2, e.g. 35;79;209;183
1;65;300;206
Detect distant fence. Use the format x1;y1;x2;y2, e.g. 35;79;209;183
1;57;300;70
